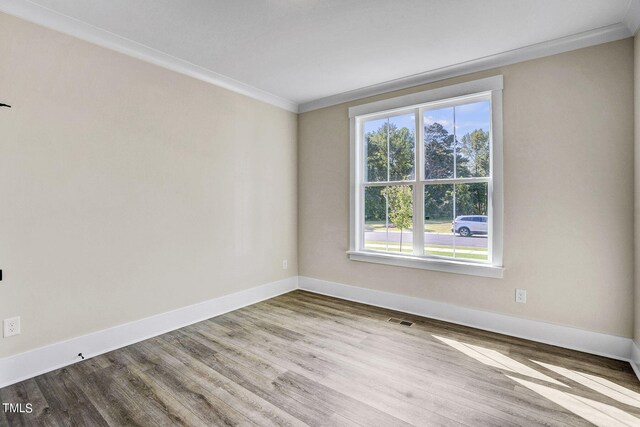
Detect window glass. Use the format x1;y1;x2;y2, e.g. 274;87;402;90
364;185;413;254
364;117;389;182
424;184;488;261
424;184;455;258
364;113;415;182
424;107;454;179
454;183;489;261
455;101;491;178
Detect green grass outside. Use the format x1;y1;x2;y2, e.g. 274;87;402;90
425;221;454;234
449;252;488;261
364;243;413;253
365;240;489;261
425;243;488;251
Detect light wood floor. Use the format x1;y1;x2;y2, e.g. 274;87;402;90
2;290;640;426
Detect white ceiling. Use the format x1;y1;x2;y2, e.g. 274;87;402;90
1;0;637;111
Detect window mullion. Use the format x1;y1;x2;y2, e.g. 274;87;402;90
364;180;417;187
422;177;490;185
413;108;424;256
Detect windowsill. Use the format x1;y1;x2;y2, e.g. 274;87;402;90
347;250;504;279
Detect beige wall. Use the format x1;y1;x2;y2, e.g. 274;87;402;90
299;39;634;337
0;13;297;358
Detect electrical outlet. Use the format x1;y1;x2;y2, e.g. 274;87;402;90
4;316;20;337
282;259;288;269
515;289;527;304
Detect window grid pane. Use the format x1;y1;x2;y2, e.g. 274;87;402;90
423;183;489;262
423;100;491;181
364;185;413;254
455;100;491;179
364;113;415;183
423;107;454;180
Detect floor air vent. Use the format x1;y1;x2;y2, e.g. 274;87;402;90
388;318;414;327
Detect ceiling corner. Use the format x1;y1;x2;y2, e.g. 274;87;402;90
0;0;299;113
623;0;640;35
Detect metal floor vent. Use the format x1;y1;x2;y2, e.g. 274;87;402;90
388;318;414;327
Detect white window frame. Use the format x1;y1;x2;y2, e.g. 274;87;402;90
348;76;504;278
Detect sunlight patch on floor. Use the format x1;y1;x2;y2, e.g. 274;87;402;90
432;335;566;386
532;361;640;409
509;376;640;427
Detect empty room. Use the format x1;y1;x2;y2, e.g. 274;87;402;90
2;0;640;425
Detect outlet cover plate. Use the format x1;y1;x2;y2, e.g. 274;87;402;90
4;316;20;337
515;289;527;304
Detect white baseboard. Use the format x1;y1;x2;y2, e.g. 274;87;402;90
3;275;638;388
631;341;640;381
298;276;635;365
0;276;297;388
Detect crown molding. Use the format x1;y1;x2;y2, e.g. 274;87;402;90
2;1;635;115
298;23;631;113
0;0;299;113
624;0;640;35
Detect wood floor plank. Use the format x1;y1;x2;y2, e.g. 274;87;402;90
201;311;525;426
292;291;635;378
218;309;575;426
34;368;109;427
170;327;287;381
150;336;307;427
123;343;257;427
266;294;624;425
0;406;8;427
2;289;639;427
65;365;145;427
67;363;186;427
0;379;55;427
161;329;338;426
276;291;637;396
240;304;586;427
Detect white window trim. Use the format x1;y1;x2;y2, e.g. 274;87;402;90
348;76;504;279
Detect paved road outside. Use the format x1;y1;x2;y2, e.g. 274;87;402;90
364;230;487;248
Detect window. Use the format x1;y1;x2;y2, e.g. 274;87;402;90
348;76;503;278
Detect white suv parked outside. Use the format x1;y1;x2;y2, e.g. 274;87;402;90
452;215;488;237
